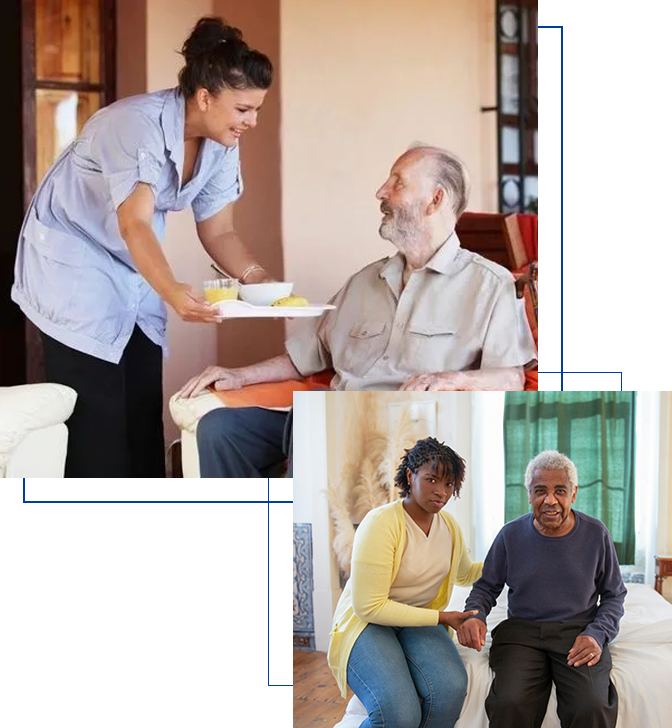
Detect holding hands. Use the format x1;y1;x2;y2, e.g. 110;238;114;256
456;616;487;652
439;609;480;631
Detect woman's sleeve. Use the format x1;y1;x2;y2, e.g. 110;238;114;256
88;111;166;210
192;148;243;223
455;547;483;586
449;516;483;586
349;512;439;627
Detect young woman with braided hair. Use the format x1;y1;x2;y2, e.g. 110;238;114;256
328;437;483;728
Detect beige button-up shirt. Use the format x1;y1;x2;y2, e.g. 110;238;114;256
285;234;537;391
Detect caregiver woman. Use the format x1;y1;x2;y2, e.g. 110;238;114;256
11;17;273;476
328;437;483;728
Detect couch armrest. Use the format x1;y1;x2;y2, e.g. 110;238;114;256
0;384;77;471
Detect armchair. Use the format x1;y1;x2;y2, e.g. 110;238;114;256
0;383;77;477
169;373;331;477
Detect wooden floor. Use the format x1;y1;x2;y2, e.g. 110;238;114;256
294;650;354;728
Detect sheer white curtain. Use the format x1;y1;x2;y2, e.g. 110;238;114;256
631;391;660;585
470;392;506;561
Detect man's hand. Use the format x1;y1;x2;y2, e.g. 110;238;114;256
456;617;487;651
178;366;247;398
399;372;465;391
567;635;601;667
438;609;479;630
399;367;525;392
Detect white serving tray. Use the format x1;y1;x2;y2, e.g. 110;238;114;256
215;299;335;319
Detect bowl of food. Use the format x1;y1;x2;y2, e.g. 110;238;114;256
239;281;294;306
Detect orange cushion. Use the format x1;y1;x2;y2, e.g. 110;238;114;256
524;368;538;391
209;371;333;409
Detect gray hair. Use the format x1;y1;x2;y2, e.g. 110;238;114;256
407;142;471;217
524;450;578;495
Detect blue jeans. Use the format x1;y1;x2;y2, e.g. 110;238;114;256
347;623;468;728
196;407;289;478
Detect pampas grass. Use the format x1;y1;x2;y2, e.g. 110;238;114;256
325;398;424;575
326;481;356;577
376;405;419;502
352;457;388;522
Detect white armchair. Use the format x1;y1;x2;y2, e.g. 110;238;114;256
0;383;77;477
168;391;225;478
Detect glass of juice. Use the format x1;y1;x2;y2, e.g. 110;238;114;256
203;278;239;303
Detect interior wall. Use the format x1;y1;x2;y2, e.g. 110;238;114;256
116;0;147;99
661;393;672;601
280;0;496;307
212;0;285;369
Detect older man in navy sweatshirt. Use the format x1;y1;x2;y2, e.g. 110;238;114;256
458;450;627;728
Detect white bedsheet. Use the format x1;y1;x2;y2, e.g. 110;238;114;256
335;584;672;728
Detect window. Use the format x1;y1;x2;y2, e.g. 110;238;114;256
21;0;116;382
495;0;538;213
503;392;637;564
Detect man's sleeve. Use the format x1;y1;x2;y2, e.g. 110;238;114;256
464;531;508;624
581;532;627;646
480;276;537;369
285;284;347;376
283;409;293;477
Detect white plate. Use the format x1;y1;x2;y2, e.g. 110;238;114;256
214;300;335;319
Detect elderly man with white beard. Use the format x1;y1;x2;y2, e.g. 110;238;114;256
178;145;536;476
334;143;536;391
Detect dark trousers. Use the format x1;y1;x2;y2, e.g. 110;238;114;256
196;406;290;478
41;326;165;478
486;619;618;728
283;408;293;477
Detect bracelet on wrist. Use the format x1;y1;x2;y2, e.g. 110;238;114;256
240;263;265;282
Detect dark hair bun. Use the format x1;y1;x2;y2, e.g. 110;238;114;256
178;15;273;95
181;16;244;64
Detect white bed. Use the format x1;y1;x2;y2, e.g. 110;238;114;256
335;584;672;728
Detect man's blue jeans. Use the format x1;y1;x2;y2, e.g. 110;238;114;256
347;623;468;728
196;407;289;478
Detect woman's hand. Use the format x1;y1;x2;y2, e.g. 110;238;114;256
438;609;480;630
178;366;247;398
166;283;222;323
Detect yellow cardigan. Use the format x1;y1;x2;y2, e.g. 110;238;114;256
327;499;483;697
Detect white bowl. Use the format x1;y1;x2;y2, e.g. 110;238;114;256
239;281;294;306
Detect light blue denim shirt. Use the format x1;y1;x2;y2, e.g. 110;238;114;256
12;88;243;363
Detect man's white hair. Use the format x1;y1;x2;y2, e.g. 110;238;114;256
406;141;471;217
524;450;578;494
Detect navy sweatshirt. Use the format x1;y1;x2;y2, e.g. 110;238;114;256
464;510;627;646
